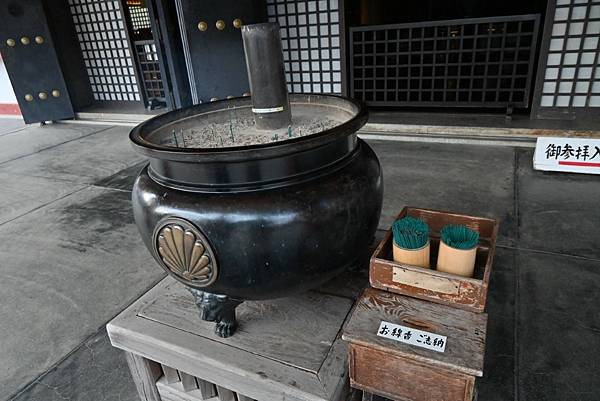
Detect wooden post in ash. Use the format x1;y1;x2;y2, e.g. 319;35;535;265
241;22;292;131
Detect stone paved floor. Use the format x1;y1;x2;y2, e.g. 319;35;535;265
0;120;598;401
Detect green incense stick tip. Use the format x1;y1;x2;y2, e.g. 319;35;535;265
392;216;430;250
440;225;479;249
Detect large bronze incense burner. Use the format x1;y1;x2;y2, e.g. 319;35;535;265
130;23;383;337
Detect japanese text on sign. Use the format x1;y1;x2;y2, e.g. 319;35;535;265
534;137;600;175
544;143;600;161
377;321;447;353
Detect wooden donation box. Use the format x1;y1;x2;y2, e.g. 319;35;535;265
343;288;487;401
107;277;352;401
370;207;498;314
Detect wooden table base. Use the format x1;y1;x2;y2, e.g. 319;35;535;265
109;277;354;401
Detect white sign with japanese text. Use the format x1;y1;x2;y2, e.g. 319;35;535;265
377;321;447;353
534;137;600;175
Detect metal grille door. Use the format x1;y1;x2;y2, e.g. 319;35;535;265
350;15;540;108
68;0;141;102
134;40;165;101
267;0;343;94
123;0;166;106
128;3;152;31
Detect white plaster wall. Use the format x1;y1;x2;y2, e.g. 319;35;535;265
0;55;17;103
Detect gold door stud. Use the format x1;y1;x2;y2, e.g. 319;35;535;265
198;21;208;31
38;92;48;100
233;19;242;29
21;36;30;45
6;38;16;47
35;36;44;44
24;94;33;101
215;20;225;30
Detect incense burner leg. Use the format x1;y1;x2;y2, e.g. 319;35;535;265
188;288;243;338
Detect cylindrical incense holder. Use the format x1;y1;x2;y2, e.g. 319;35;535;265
436;241;477;277
393;240;430;268
241;22;292;131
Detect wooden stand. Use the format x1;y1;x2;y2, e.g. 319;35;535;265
343;288;487;401
108;277;354;401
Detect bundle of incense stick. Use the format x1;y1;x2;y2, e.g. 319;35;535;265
392;216;430;249
440;225;480;249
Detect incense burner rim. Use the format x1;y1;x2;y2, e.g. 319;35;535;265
129;93;367;163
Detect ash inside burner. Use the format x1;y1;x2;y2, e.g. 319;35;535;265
159;108;341;149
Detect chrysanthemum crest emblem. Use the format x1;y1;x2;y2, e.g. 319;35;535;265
153;218;217;287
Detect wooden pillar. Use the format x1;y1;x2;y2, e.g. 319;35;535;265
125;352;162;401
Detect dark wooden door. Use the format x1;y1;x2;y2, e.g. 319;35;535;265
176;0;267;103
0;0;74;124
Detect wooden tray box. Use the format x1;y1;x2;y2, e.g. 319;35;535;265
343;288;487;401
370;207;498;313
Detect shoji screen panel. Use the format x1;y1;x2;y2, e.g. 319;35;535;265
68;0;141;102
534;0;600;119
267;0;344;94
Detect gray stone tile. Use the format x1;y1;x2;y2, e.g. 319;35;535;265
516;149;600;260
0;123;107;163
0;118;25;136
0;172;86;225
517;250;600;401
367;140;516;246
11;329;138;401
0;126;145;184
0;186;164;399
478;247;517;401
93;161;147;191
